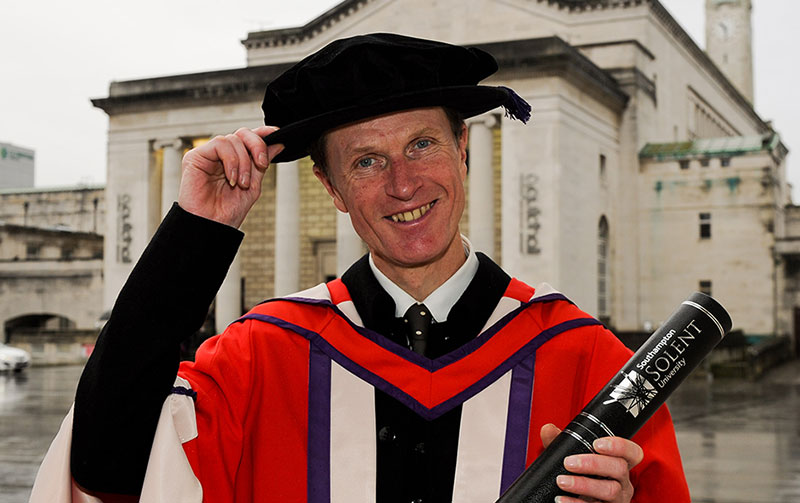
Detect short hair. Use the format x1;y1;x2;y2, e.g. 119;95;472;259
310;107;466;179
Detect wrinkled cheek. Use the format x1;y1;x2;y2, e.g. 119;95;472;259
348;211;381;243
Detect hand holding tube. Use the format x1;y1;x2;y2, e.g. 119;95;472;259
497;292;732;502
539;424;642;502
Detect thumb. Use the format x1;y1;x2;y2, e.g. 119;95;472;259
266;143;285;163
540;423;561;449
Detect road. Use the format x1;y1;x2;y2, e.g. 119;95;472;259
2;362;800;502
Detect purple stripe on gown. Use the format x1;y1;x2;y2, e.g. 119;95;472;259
235;311;599;421
307;345;332;502
500;352;536;494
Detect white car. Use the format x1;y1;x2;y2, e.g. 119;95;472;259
0;343;31;372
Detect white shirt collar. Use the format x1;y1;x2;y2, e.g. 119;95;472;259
368;235;480;322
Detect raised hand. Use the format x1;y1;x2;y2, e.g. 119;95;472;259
178;126;284;228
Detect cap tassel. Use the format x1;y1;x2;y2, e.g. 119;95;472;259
499;86;532;124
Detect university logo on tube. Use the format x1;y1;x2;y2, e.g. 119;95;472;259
603;370;658;418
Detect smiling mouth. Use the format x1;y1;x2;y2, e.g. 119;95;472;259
389;201;435;223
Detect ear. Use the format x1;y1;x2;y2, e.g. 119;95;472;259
313;165;349;213
458;122;469;179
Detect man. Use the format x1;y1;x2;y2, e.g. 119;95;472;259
39;34;689;502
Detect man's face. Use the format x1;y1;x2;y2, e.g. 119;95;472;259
315;107;468;273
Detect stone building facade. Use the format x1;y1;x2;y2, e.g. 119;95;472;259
0;186;105;354
0;185;104;234
639;135;788;337
0;225;103;330
92;0;791;346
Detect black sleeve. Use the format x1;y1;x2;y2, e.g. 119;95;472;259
70;203;243;496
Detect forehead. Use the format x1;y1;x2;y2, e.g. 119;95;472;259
325;107;452;158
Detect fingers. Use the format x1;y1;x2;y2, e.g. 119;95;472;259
592;436;644;469
234;126;285;188
190;126;284;190
237;126;278;166
557;455;626;501
554;471;624;502
555;437;642;502
228;127;264;188
536;420;642;502
248;125;285;166
203;136;243;187
177;125;285;227
227;132;252;188
260;125;285;161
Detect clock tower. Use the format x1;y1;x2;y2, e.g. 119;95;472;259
705;0;754;103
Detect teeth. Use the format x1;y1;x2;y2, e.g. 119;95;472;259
390;202;432;222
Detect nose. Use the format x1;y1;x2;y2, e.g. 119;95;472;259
385;159;422;200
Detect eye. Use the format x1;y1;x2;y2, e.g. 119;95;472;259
357;157;375;168
414;139;432;149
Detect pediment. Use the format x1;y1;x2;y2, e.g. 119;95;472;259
244;0;583;66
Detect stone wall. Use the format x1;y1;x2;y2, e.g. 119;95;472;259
0;225;104;331
0;186;105;235
639;149;782;337
0;187;105;334
240;167;277;309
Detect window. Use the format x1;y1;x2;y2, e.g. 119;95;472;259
679;160;690;170
599;154;607;181
700;158;710;167
699;280;712;296
721;157;731;167
598;217;610;323
26;243;41;259
699;213;711;239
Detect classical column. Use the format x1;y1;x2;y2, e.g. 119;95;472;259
468;115;497;256
215;251;242;333
337;211;362;276
274;161;300;296
155;138;184;217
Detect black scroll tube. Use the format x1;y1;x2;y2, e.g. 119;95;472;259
497;292;732;502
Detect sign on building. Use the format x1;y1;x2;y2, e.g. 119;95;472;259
0;142;35;189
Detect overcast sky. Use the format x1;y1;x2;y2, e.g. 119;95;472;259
2;1;798;198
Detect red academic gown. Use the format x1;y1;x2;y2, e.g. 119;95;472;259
176;278;690;502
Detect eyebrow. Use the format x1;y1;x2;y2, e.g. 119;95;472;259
342;126;443;158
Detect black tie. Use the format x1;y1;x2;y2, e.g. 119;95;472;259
404;303;432;355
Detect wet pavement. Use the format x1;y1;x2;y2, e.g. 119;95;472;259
668;359;800;502
0;365;80;503
1;362;799;502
